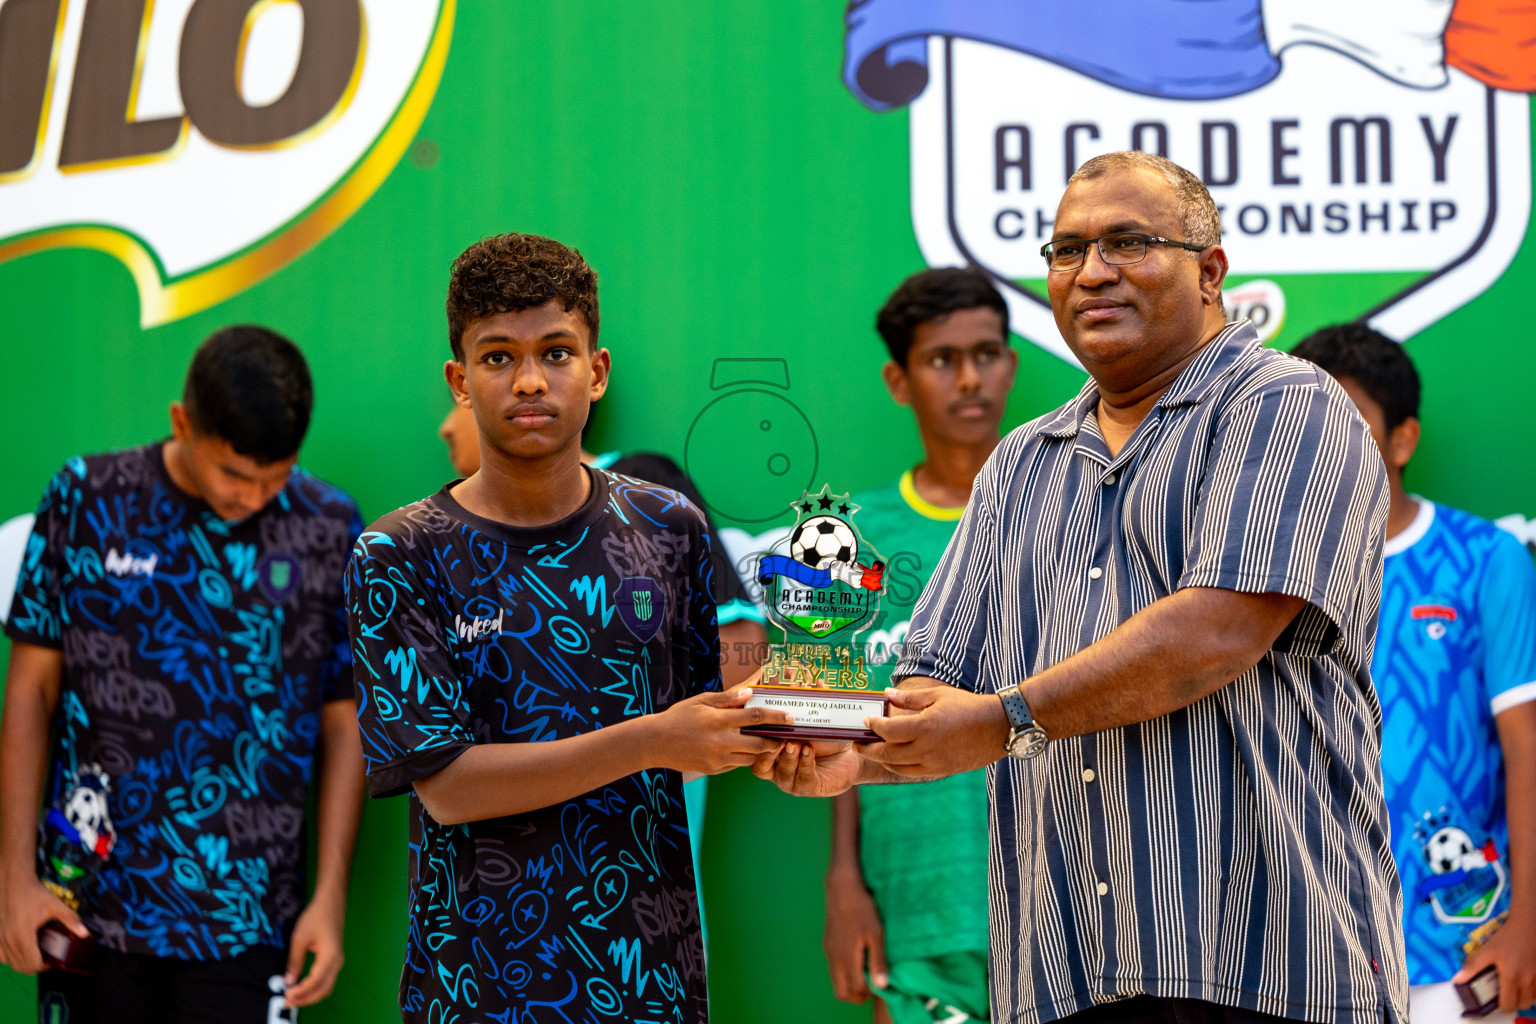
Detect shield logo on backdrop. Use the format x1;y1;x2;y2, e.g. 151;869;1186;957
843;0;1532;356
615;576;667;643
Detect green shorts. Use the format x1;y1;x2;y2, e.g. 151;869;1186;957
875;950;990;1024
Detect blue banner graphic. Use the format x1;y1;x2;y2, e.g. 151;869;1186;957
843;0;1277;110
758;554;835;588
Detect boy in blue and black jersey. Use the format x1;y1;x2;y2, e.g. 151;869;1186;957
347;233;788;1023
0;327;365;1024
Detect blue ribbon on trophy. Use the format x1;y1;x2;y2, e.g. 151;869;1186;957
757;553;887;592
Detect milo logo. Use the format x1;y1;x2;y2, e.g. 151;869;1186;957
0;0;454;325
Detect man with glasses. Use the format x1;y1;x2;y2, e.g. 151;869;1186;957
754;151;1409;1024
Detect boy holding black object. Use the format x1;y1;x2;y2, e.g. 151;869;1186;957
347;233;787;1023
1294;325;1536;1021
0;326;364;1023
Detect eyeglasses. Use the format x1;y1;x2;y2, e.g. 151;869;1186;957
1039;232;1208;272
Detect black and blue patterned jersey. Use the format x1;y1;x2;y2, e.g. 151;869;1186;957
346;468;719;1024
4;442;362;960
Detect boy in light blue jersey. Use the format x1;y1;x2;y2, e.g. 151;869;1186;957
1294;325;1536;1022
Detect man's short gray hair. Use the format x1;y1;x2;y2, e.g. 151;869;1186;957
1069;151;1222;251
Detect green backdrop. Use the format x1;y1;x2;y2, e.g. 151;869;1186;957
2;4;1533;1022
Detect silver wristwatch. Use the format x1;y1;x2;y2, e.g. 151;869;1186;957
998;682;1048;759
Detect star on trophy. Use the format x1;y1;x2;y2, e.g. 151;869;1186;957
742;486;891;741
37;764;117;972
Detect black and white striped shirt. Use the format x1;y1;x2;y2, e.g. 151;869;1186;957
894;321;1408;1024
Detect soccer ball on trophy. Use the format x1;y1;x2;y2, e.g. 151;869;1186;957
790;515;858;570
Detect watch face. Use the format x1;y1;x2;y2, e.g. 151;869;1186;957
1009;725;1049;759
1021;728;1049;758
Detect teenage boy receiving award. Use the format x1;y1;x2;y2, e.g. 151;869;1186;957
821;268;1017;1024
345;233;790;1024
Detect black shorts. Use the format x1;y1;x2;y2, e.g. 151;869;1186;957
1061;996;1295;1024
37;944;295;1024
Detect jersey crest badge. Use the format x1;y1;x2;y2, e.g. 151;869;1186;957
258;552;301;605
1412;809;1506;925
615;576;667;643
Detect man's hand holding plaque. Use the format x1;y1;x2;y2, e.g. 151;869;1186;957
862;682;1011;778
750;680;1012;796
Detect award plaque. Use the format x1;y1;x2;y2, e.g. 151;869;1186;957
37;764;116;973
743;486;890;742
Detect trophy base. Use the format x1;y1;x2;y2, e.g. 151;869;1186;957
1454;966;1500;1018
741;685;889;744
739;723;881;743
38;921;95;973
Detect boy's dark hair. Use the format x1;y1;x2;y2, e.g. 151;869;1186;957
446;233;600;359
183;326;312;463
1290;323;1420;431
875;267;1009;366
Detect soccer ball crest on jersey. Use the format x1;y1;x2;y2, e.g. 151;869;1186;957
1424;825;1477;875
61;764;116;859
1412;809;1506;925
42;763;118;909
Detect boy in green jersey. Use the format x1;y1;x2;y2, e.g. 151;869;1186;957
824;268;1018;1024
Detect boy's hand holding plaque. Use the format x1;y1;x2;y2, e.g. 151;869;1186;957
743;486;891;743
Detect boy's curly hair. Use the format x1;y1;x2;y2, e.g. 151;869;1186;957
446;234;600;359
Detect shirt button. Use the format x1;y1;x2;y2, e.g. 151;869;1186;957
1104;473;1116;485
1082;768;1096;783
1088;566;1103;579
1097;881;1109;896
